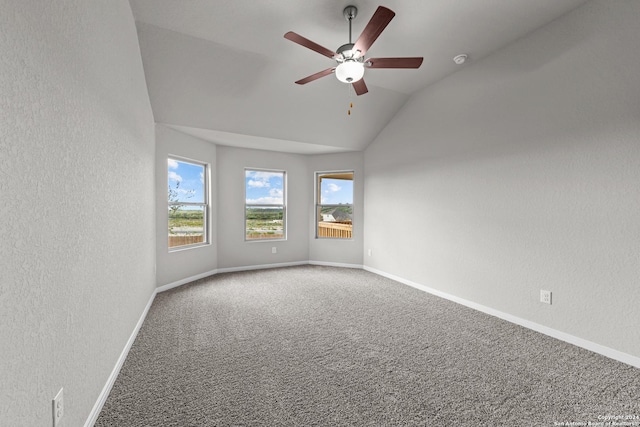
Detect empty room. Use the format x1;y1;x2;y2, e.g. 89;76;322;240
2;1;639;426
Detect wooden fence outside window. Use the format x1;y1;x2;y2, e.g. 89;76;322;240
317;222;352;239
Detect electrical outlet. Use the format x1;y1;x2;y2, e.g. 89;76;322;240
52;388;63;427
367;249;372;256
271;247;277;254
540;290;552;305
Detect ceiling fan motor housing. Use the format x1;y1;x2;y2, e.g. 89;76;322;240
336;43;362;61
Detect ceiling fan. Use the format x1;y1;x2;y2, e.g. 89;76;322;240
284;5;423;96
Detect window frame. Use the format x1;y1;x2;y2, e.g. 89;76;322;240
167;155;210;252
244;168;287;242
315;170;354;240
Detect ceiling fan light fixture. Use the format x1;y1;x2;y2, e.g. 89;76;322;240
335;60;365;83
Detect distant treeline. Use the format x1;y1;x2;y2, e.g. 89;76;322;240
321;206;353;214
246;208;284;221
169;209;203;219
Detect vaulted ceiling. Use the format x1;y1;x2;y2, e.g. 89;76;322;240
129;0;588;154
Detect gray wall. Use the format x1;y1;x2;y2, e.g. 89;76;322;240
155;142;365;277
364;0;640;359
0;1;156;426
216;146;311;270
156;125;218;286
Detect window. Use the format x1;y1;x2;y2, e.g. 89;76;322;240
245;169;286;240
168;157;209;250
316;171;354;239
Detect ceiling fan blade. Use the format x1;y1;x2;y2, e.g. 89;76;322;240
353;6;395;57
366;57;424;69
352;79;368;96
295;68;335;85
284;31;336;59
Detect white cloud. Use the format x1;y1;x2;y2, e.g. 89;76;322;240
200;171;204;184
176;187;194;195
168;171;182;182
327;183;341;192
269;188;283;198
248;179;269;188
246;197;283;204
247;171;281;180
168;159;179;169
246;170;283;188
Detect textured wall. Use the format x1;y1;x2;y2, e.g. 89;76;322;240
155;134;364;280
0;1;156;426
364;0;640;359
216;146;311;269
156;125;217;286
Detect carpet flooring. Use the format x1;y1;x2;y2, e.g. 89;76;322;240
95;266;640;426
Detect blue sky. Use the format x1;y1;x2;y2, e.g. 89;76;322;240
168;164;352;205
320;178;353;204
168;158;205;203
245;170;284;205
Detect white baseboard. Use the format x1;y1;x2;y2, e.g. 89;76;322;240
217;261;309;274
157;268;219;293
157;261;361;293
309;261;363;269
363;266;640;369
84;289;157;427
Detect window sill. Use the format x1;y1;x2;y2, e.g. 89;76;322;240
168;242;211;253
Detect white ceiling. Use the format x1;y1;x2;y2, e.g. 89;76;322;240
129;0;588;154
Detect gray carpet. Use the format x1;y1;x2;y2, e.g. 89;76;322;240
95;265;640;426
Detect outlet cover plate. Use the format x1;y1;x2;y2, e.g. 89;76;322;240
53;388;64;427
540;290;552;305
